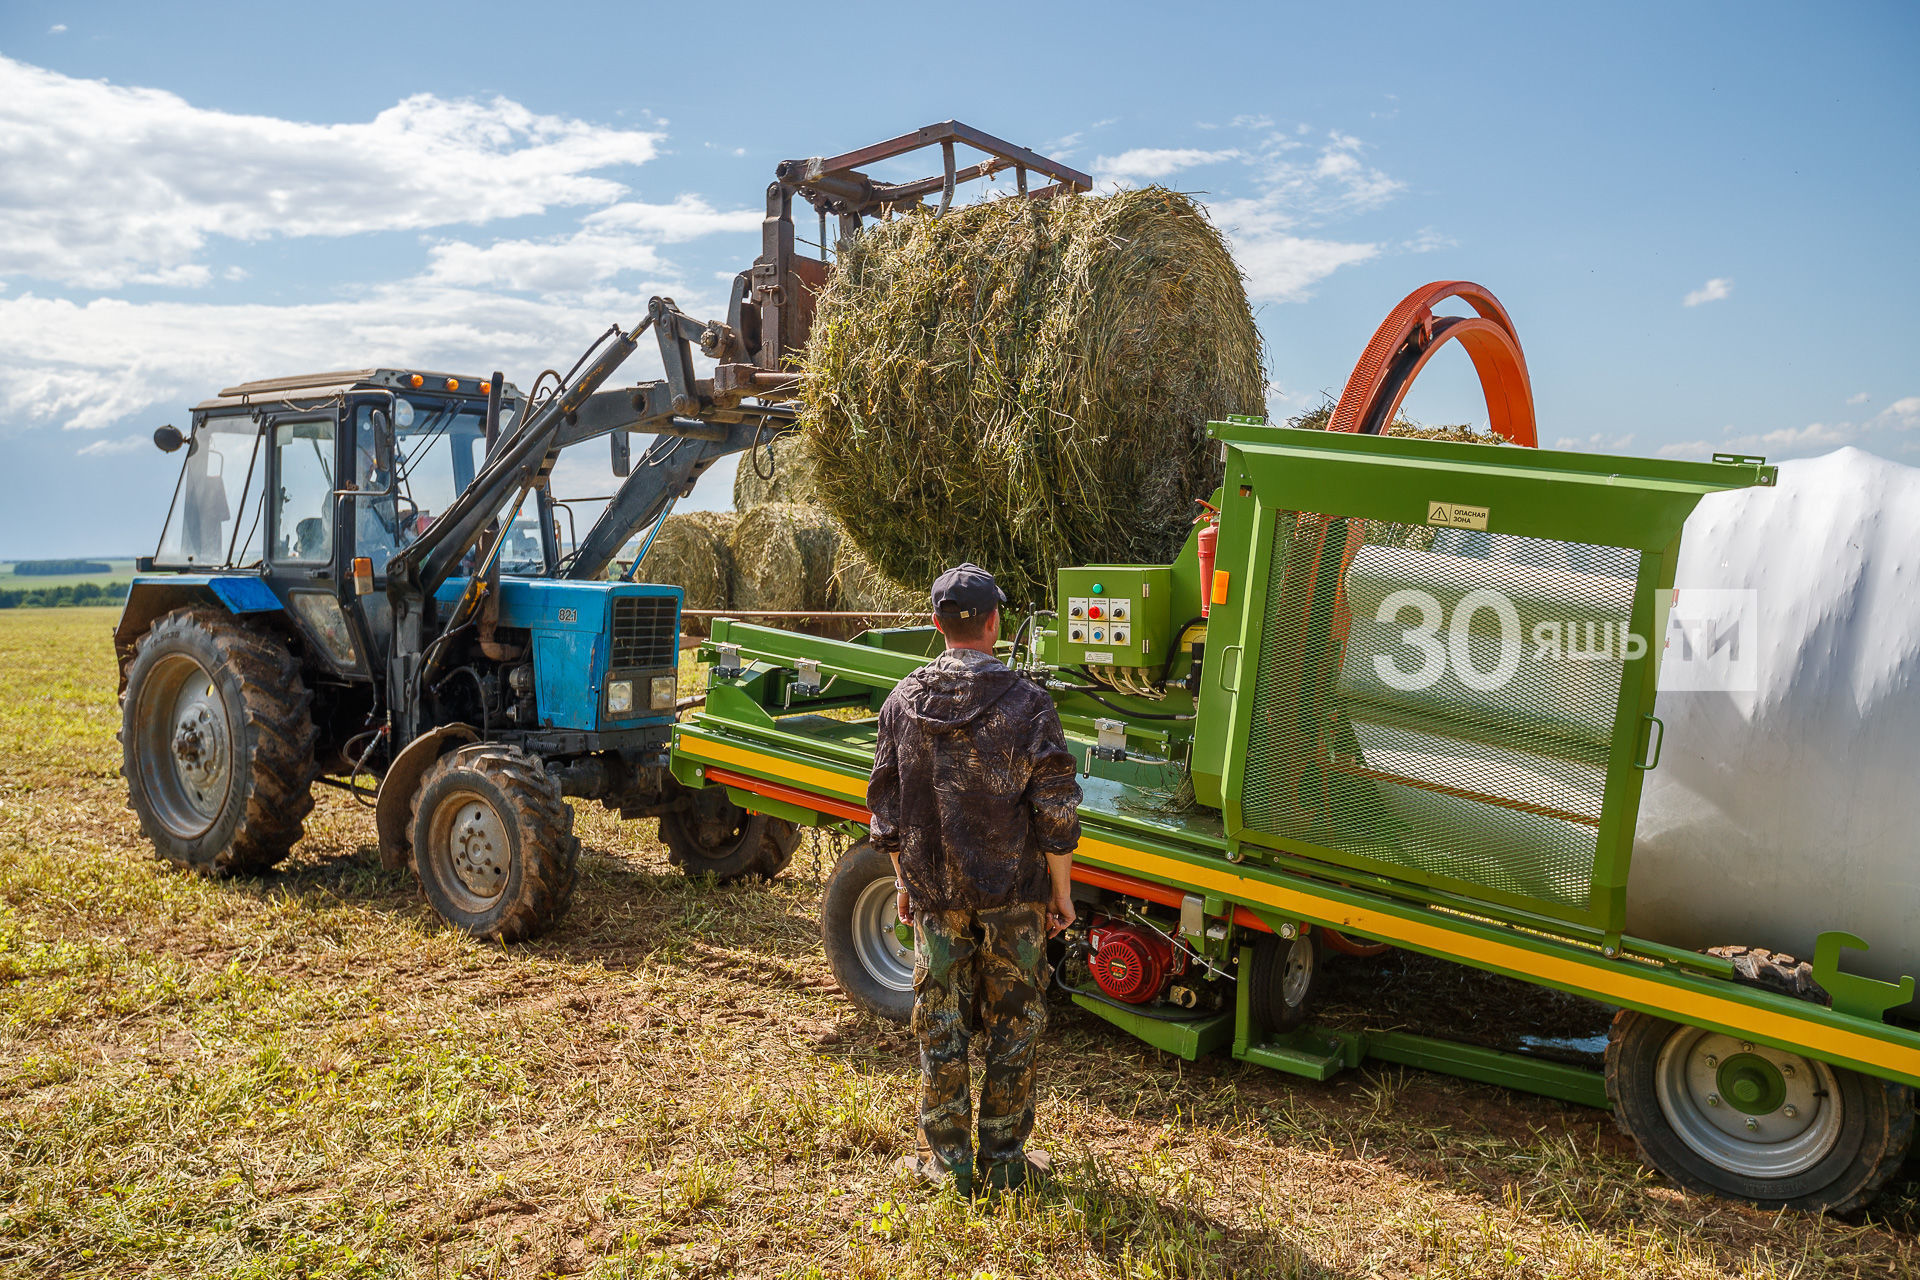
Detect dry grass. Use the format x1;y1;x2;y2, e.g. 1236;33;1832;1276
1;607;1916;1278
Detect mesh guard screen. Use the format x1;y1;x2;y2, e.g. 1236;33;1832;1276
1238;512;1641;919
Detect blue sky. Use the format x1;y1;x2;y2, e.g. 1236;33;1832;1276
2;0;1915;558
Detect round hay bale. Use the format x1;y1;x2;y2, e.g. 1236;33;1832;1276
629;511;734;632
831;543;927;616
732;435;819;509
800;186;1265;603
728;503;839;614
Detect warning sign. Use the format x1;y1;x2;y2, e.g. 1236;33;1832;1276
1426;500;1490;531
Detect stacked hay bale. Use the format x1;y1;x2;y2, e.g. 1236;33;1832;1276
726;502;839;615
627;510;736;634
732;436;819;508
798;186;1265;604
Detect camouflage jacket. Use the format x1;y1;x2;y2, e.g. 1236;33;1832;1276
868;647;1082;913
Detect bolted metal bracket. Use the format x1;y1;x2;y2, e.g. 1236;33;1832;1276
712;642;744;681
794;657;822;697
1092;717;1128;762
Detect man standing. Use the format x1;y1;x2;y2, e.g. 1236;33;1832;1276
868;563;1081;1195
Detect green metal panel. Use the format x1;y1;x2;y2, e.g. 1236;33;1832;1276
1056;565;1171;670
1069;995;1233;1061
1213;425;1769;937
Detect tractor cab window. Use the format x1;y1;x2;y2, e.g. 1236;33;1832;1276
352;398;495;572
271;418;337;564
155;413;263;567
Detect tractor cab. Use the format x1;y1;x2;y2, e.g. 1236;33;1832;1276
136;369;542;680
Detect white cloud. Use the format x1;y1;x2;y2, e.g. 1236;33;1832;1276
0;279;694;437
1683;277;1733;307
49;24;67;34
1093;147;1241;184
0;55;663;289
76;434;152;457
423;197;758;296
1229;234;1379;304
1657;440;1713;460
1553;432;1638;451
1846;391;1871;405
1875;396;1920;429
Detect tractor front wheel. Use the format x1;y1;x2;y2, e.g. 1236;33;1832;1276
410;744;579;942
120;608;319;874
661;786;799;881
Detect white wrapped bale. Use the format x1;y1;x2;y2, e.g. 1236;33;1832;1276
1627;447;1920;998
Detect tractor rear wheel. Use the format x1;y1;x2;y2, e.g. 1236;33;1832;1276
120;608;319;874
820;841;914;1024
661;786;798;881
410;744;579;942
1606;948;1914;1213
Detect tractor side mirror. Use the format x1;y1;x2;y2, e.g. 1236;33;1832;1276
153;424;185;453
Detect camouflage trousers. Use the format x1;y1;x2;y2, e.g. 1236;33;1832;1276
911;900;1050;1184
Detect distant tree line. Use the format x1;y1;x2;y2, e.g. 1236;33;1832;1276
0;581;131;609
10;559;114;576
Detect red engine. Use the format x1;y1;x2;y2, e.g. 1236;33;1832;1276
1088;921;1176;1004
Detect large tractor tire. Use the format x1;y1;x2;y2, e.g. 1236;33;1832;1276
1606;946;1914;1213
410;743;579;943
820;840;914;1024
120;608;319;874
661;786;799;881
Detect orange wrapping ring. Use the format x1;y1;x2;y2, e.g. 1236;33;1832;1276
1328;280;1538;446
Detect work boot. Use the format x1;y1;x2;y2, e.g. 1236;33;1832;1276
896;1152;972;1197
980;1147;1052;1193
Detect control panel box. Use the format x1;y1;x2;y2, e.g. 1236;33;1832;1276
1056;565;1171;670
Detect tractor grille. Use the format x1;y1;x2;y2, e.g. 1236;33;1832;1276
1237;511;1641;922
609;595;677;670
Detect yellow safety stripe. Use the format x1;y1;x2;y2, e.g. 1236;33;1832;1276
681;735;1920;1082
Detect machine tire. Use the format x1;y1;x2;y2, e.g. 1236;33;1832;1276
661;786;797;881
409;743;579;943
1606;960;1913;1213
120;607;319;874
1248;931;1322;1036
821;841;914;1024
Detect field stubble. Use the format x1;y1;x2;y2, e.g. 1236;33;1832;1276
0;607;1914;1278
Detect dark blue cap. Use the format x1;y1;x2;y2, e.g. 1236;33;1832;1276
930;562;1006;620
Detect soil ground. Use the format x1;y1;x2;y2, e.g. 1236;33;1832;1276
2;607;1915;1278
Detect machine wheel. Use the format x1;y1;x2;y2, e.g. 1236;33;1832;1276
1248;931;1322;1035
410;744;579;942
1607;1005;1913;1213
661;786;798;881
820;841;914;1024
120;608;319;874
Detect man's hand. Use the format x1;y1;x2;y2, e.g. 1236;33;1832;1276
1047;882;1076;937
895;884;913;926
1045;850;1076;937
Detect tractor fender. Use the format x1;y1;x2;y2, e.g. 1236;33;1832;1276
375;724;479;871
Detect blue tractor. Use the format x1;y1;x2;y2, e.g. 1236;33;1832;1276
115;122;1091;940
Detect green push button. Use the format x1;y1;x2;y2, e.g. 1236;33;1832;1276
1092;583;1104;594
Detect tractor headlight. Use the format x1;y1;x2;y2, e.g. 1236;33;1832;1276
606;679;633;713
651;676;676;710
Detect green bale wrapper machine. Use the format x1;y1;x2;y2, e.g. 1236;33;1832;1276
668;283;1920;1213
